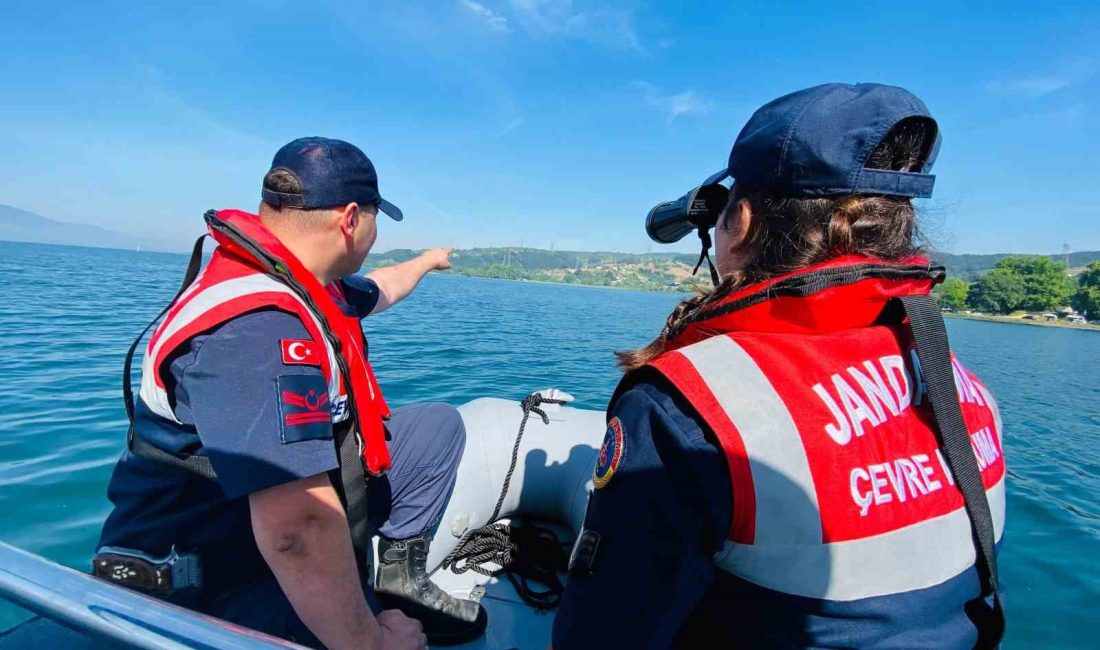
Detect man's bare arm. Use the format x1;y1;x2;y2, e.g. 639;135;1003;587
250;473;424;650
366;248;452;314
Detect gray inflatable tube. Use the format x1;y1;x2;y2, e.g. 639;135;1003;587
425;391;606;571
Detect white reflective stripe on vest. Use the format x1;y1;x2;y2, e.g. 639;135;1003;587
677;336;821;542
714;477;1006;601
674;334;1007;601
139;272;342;424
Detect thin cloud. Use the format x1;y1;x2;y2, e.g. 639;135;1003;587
634;81;712;123
141;65;269;148
985;76;1072;99
500;116;524;135
1012;102;1088;128
985;56;1095;99
460;0;511;33
509;0;642;50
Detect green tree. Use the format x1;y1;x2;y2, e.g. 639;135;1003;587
457;264;528;280
1071;261;1100;319
967;268;1026;314
936;277;970;310
994;256;1074;311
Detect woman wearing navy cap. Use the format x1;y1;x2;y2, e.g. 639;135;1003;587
553;84;1006;649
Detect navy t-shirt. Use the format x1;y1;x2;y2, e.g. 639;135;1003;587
98;275;381;594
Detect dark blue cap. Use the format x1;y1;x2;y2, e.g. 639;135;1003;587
718;83;941;198
262;137;403;221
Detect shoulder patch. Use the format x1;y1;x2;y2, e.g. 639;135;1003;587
275;374;333;444
593;417;625;489
281;339;322;366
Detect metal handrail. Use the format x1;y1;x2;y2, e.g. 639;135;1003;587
0;541;305;649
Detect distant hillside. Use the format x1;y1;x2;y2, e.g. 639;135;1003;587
368;247;706;292
371;247;699;271
0;204;151;250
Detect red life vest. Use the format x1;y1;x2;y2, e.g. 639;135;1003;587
139;209;392;475
631;255;1006;602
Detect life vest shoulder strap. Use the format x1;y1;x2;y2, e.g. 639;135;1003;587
887;295;1004;647
123;235;216;478
123;235;207;430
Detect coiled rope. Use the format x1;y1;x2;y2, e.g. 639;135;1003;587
439;392;570;609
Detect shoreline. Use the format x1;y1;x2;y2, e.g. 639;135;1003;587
441;275;1100;328
444;276;1100;330
443;271;699;295
944;312;1100;332
7;241;1094;325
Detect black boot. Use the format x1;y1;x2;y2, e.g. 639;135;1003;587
375;535;488;646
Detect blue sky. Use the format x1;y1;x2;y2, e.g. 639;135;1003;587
0;0;1096;255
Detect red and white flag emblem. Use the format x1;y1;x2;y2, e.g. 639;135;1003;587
281;339;320;366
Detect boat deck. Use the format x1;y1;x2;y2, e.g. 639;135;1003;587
437;561;559;650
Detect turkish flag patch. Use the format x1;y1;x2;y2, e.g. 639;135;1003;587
281;339;321;366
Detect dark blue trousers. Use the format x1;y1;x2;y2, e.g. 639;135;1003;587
369;402;467;539
208;402;466;645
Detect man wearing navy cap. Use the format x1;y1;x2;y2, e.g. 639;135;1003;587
98;137;485;649
553;84;1005;649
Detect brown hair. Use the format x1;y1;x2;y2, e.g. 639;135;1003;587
259;168;306;218
617;118;934;371
258;169;339;224
258;169;377;224
263;167;304;196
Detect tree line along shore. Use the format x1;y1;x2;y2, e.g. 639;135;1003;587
934;258;1100;328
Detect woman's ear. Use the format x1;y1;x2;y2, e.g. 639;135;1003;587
715;198;754;280
725;198;753;251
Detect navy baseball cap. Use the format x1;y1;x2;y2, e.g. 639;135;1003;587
714;83;941;198
262;137;404;221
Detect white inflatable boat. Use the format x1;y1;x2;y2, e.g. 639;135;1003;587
0;391;604;649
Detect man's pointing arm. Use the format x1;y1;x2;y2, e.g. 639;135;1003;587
360;248;453;315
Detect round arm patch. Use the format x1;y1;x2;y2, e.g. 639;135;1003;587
593;417;625;489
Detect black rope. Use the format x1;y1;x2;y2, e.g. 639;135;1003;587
441;522;514;578
502;522;569;610
492;392;562;522
439;392;569;609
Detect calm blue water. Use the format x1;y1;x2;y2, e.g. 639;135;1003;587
0;240;1097;647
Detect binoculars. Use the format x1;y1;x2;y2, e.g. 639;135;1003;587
645;169;731;244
